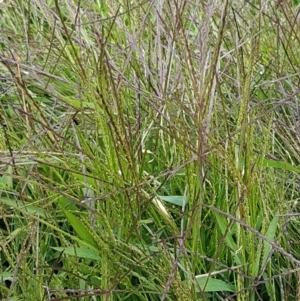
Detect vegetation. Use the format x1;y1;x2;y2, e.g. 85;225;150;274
1;0;300;300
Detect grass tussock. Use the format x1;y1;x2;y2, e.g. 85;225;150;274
1;0;300;300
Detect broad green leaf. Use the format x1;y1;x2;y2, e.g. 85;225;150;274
90;276;101;286
241;158;300;174
51;246;100;260
71;172;96;186
61;96;96;110
57;196;78;211
64;211;96;247
136;218;154;225
136;244;175;255
0;271;13;281
255;214;279;275
195;278;235;293
215;214;242;265
0;166;13;188
215;214;238;250
158;195;188;206
0;197;46;218
262;159;300;173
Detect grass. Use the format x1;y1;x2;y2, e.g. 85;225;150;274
0;0;300;300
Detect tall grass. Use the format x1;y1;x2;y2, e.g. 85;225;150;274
1;0;300;300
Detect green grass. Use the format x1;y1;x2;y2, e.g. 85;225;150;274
1;0;300;300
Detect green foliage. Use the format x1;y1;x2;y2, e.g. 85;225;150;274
1;0;300;300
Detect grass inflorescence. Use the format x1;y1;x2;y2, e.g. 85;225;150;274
1;0;300;300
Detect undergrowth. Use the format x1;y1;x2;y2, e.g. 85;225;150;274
1;0;300;300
